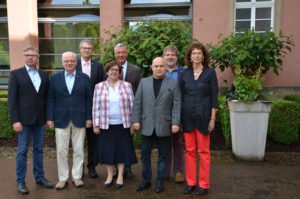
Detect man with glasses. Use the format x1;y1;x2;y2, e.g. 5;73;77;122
8;46;54;194
76;40;105;179
47;52;92;190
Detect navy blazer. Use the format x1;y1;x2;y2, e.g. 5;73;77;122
46;71;92;128
76;59;105;93
180;67;218;134
8;66;49;125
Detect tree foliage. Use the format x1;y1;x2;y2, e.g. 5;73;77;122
99;20;193;77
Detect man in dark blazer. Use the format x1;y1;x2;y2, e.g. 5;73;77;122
132;57;181;193
114;43;142;178
47;52;92;190
8;46;54;194
76;40;105;178
163;45;185;183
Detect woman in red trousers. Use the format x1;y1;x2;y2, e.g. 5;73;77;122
180;42;218;196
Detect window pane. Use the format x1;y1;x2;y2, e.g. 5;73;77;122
236;0;251;2
0;69;9;85
38;0;100;5
256;0;272;2
39;38;99;54
0;24;8;38
38;9;99;18
236;8;251;20
0;39;8;52
0;0;6;5
131;0;191;3
0;54;9;68
256;7;271;19
255;20;271;31
236;21;251;32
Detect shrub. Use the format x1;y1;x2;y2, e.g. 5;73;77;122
0;90;8;98
100;20;193;77
0;98;14;139
217;96;231;147
284;94;300;104
133;132;141;149
268;100;300;145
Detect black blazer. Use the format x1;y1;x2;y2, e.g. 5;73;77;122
125;63;141;95
46;71;92;128
180;67;218;134
76;59;105;93
8;66;49;125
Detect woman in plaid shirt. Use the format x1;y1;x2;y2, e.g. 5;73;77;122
92;61;137;189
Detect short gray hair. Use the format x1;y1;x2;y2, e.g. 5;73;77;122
114;43;127;51
79;40;94;49
163;45;178;56
23;46;39;56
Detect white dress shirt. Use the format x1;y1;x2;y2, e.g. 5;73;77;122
25;65;41;93
108;82;122;125
65;70;76;94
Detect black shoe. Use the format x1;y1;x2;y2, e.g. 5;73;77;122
124;170;134;179
103;181;113;188
88;169;98;179
17;184;29;194
154;182;164;193
115;183;123;189
36;179;54;188
183;185;196;194
195;187;208;196
136;182;151;191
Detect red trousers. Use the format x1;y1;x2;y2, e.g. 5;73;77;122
184;128;210;189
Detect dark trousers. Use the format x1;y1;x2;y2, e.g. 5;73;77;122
141;132;171;183
166;132;184;175
86;127;98;170
16;124;45;185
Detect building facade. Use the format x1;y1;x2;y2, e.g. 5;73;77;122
0;0;299;95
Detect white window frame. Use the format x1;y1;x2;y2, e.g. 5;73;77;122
235;0;274;33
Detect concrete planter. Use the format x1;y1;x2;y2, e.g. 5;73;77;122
228;100;272;161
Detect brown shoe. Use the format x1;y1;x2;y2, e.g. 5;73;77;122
175;172;185;183
72;179;84;188
55;181;67;190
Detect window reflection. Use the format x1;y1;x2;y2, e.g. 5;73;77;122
38;0;100;5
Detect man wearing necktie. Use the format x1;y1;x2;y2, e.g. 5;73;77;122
47;52;92;190
8;46;54;194
76;40;105;179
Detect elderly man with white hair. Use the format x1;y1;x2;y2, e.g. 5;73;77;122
47;52;92;190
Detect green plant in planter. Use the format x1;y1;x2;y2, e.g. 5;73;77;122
232;68;265;102
209;30;294;77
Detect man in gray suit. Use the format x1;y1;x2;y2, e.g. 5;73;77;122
132;57;181;193
114;43;141;179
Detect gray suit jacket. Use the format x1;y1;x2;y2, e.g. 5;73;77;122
131;76;181;137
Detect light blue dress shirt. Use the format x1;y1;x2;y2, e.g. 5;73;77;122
25;65;41;93
166;65;179;80
65;70;76;94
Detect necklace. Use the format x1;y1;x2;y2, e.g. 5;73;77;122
193;70;202;76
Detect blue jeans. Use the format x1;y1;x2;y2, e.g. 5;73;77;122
16;124;45;185
141;132;171;183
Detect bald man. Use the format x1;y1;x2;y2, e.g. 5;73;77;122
47;52;92;190
132;57;181;193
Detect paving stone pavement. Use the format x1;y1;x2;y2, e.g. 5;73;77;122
0;147;300;199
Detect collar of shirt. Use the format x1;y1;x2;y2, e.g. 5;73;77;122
25;64;38;72
167;65;179;73
65;70;76;78
81;58;91;66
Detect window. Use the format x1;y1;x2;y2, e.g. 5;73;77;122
235;0;274;33
0;1;9;86
38;3;100;72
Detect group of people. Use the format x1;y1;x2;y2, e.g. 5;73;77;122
8;40;218;197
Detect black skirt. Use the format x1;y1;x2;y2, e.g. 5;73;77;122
94;124;137;165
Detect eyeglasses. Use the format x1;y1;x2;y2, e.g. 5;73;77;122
24;54;39;57
81;47;93;50
109;68;120;72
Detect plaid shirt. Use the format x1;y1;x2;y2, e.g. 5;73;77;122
93;80;134;129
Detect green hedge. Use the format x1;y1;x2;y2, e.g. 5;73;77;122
284;94;300;104
267;99;300;145
217;96;231;147
133;132;142;149
0;98;14;138
0;90;8;98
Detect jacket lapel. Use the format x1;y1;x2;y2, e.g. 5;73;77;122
21;66;38;94
71;73;80;95
156;77;168;102
60;71;70;95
